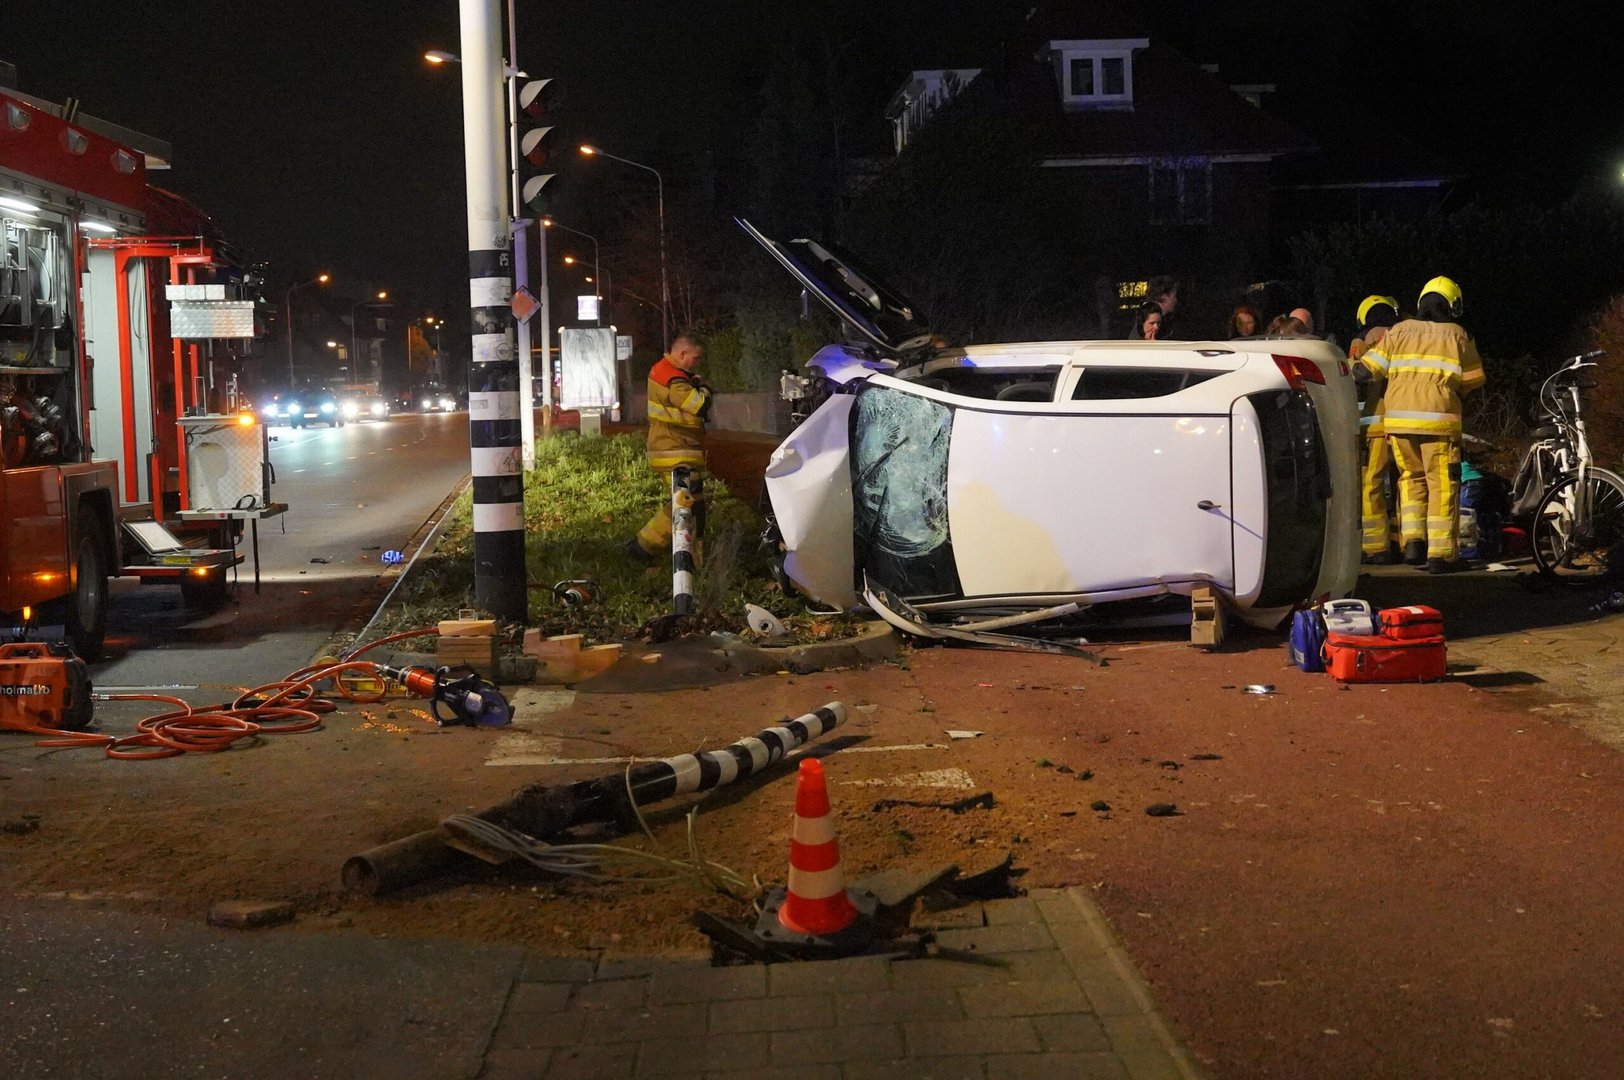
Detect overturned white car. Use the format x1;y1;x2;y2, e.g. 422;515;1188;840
744;220;1360;635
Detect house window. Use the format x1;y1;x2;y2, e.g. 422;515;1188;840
1069;58;1094;96
1149;160;1212;225
1058;49;1136;107
1101;57;1126;96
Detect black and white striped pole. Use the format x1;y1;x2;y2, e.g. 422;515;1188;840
618;703;846;807
459;0;525;622
671;465;699;616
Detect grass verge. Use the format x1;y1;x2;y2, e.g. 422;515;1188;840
365;432;852;644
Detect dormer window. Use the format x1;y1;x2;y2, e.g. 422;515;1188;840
1051;39;1146;109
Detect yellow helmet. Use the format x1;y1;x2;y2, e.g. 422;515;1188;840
1356;294;1399;327
1418;276;1463;317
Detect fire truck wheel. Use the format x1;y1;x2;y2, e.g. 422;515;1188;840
65;523;109;661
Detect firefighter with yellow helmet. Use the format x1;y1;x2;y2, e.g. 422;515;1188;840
1349;294;1401;563
1356;277;1485;573
628;332;712;562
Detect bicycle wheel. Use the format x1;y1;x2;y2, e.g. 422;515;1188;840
1531;467;1624;585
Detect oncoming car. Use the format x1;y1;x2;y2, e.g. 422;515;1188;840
262;388;344;428
343;394;392;423
742;219;1360;633
420;391;458;413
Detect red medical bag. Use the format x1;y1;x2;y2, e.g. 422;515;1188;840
1378;605;1444;641
1323;632;1447;683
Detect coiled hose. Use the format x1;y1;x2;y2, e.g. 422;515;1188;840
2;626;440;760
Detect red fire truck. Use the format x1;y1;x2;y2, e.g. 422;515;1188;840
1;86;282;659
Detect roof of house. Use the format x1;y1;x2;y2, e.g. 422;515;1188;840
1043;42;1314;161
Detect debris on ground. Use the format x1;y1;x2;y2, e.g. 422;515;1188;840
207;900;295;929
871;792;996;814
3;815;41;835
1192;753;1224;761
1244;684;1276;695
945;729;984;740
1145;803;1183;817
1091;801;1112;812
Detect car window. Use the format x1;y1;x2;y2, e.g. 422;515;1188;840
1071;368;1223;400
911;369;1057;401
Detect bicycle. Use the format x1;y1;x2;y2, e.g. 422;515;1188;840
1509;350;1624;585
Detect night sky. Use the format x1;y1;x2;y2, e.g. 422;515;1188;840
7;1;1624;330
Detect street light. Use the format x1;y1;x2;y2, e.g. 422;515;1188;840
544;217;602;326
578;144;668;351
351;290;390;388
285;273;331;386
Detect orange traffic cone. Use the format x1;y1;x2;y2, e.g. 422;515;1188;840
779;757;858;935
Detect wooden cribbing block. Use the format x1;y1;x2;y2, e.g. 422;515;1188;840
437;634;496;675
440;617;497;638
522;631;582;664
521;632;621;683
1189;585;1225;649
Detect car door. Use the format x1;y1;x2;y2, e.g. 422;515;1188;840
736;218;935;360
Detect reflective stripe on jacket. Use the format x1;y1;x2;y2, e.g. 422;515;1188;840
1357;319;1484;437
1349;335;1385;439
646;356;710;469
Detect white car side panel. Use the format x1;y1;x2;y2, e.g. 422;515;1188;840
946;409;1234;597
764;395;859;609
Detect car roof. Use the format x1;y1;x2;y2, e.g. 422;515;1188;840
924;338;1328;375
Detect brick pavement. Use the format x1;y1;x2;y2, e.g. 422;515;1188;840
478;888;1203;1080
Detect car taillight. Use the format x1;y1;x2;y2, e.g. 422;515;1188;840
1272;355;1325;390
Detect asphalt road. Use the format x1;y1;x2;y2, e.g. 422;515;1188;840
90;411;473;691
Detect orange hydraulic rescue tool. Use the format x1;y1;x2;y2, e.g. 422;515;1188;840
373;663;512;727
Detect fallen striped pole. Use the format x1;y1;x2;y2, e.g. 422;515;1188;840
343;702;847;894
671;466;700;616
619;702;846;807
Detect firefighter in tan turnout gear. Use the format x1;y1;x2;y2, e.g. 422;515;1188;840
1349;294;1401;564
628;333;711;562
1357;277;1485;574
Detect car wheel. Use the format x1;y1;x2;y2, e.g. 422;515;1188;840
64;519;109;661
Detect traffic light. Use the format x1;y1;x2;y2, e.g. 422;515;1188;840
518;78;557;216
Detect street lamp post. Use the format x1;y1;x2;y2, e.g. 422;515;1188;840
351;290;389;388
579;145;667;351
284;273;330;386
545;218;601;326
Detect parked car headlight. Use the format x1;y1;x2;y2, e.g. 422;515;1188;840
320;402;336;414
286;401;301;414
422;399;433;410
370;402;386;416
439;397;454;410
262;402;280;416
341;401;359;418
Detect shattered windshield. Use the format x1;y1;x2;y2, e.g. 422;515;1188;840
851;384;960;599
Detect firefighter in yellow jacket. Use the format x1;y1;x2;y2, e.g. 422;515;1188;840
628;333;711;562
1349;294;1401;563
1357;277;1484;573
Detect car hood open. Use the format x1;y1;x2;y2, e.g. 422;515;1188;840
737;217;935;361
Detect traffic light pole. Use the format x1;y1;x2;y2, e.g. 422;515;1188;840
459;0;526;622
504;0;537;469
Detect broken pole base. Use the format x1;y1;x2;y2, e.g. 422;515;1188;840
753;885;881;959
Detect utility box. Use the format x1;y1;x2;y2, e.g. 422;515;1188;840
179;415;269;512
